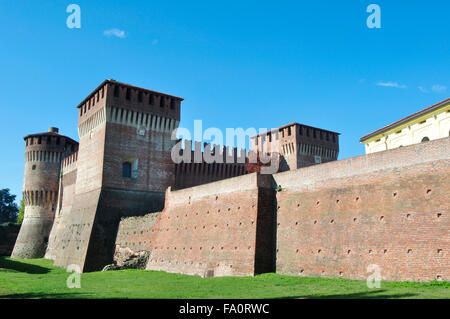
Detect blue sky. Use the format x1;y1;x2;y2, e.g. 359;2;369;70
0;1;449;202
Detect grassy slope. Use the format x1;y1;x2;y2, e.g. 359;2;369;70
0;257;448;299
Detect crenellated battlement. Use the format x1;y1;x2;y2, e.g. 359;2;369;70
251;123;340;170
179;140;247;164
16;80;376;278
12;128;79;259
174;140;247;189
105;80;182;120
77;80;182;124
106;105;179;133
25;150;63;163
61;151;78;174
78;107;107;137
22;190;58;208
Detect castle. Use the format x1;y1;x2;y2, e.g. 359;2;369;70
12;80;449;282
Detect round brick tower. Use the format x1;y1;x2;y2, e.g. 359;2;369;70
11;127;78;258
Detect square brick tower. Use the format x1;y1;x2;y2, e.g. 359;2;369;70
53;80;182;271
251;123;339;171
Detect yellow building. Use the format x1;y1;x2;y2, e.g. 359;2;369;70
360;98;450;154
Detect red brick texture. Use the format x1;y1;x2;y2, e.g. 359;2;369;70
146;173;275;277
18;79;448;283
12;131;78;259
114;213;161;253
273;137;450;281
51;81;181;272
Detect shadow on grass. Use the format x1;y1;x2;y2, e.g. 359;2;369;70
276;290;418;299
0;256;51;274
0;292;87;299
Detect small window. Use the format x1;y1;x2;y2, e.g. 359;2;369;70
114;85;120;97
287;126;291;136
160;96;165;108
149;94;155;105
56;137;60;145
313;130;317;138
421;137;430;142
38;137;42;144
122;162;132;178
170;99;175;110
122;159;138;179
138;91;143;102
126;88;131;100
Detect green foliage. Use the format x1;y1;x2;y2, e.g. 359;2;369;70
0;257;448;299
0;189;19;224
17;200;24;224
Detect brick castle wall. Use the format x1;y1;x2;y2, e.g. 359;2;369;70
146;173;275;277
174;140;247;189
119;137;449;281
273;137;449;281
12;129;78;259
45;152;78;260
53;80;182;272
115;212;161;253
17;80;447;282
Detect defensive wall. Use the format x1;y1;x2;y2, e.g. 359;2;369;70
115;212;161;253
273;136;449;282
114;137;448;281
51;80;182;272
45;151;79;260
174;140;247;189
146;173;275;277
12;128;78;259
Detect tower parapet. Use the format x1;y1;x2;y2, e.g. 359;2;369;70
174;140;247;189
251;123;339;171
53;80;183;271
11;128;78;258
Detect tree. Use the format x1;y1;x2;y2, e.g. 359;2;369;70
17;200;25;224
0;188;19;224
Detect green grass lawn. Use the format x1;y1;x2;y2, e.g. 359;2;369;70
0;256;448;299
